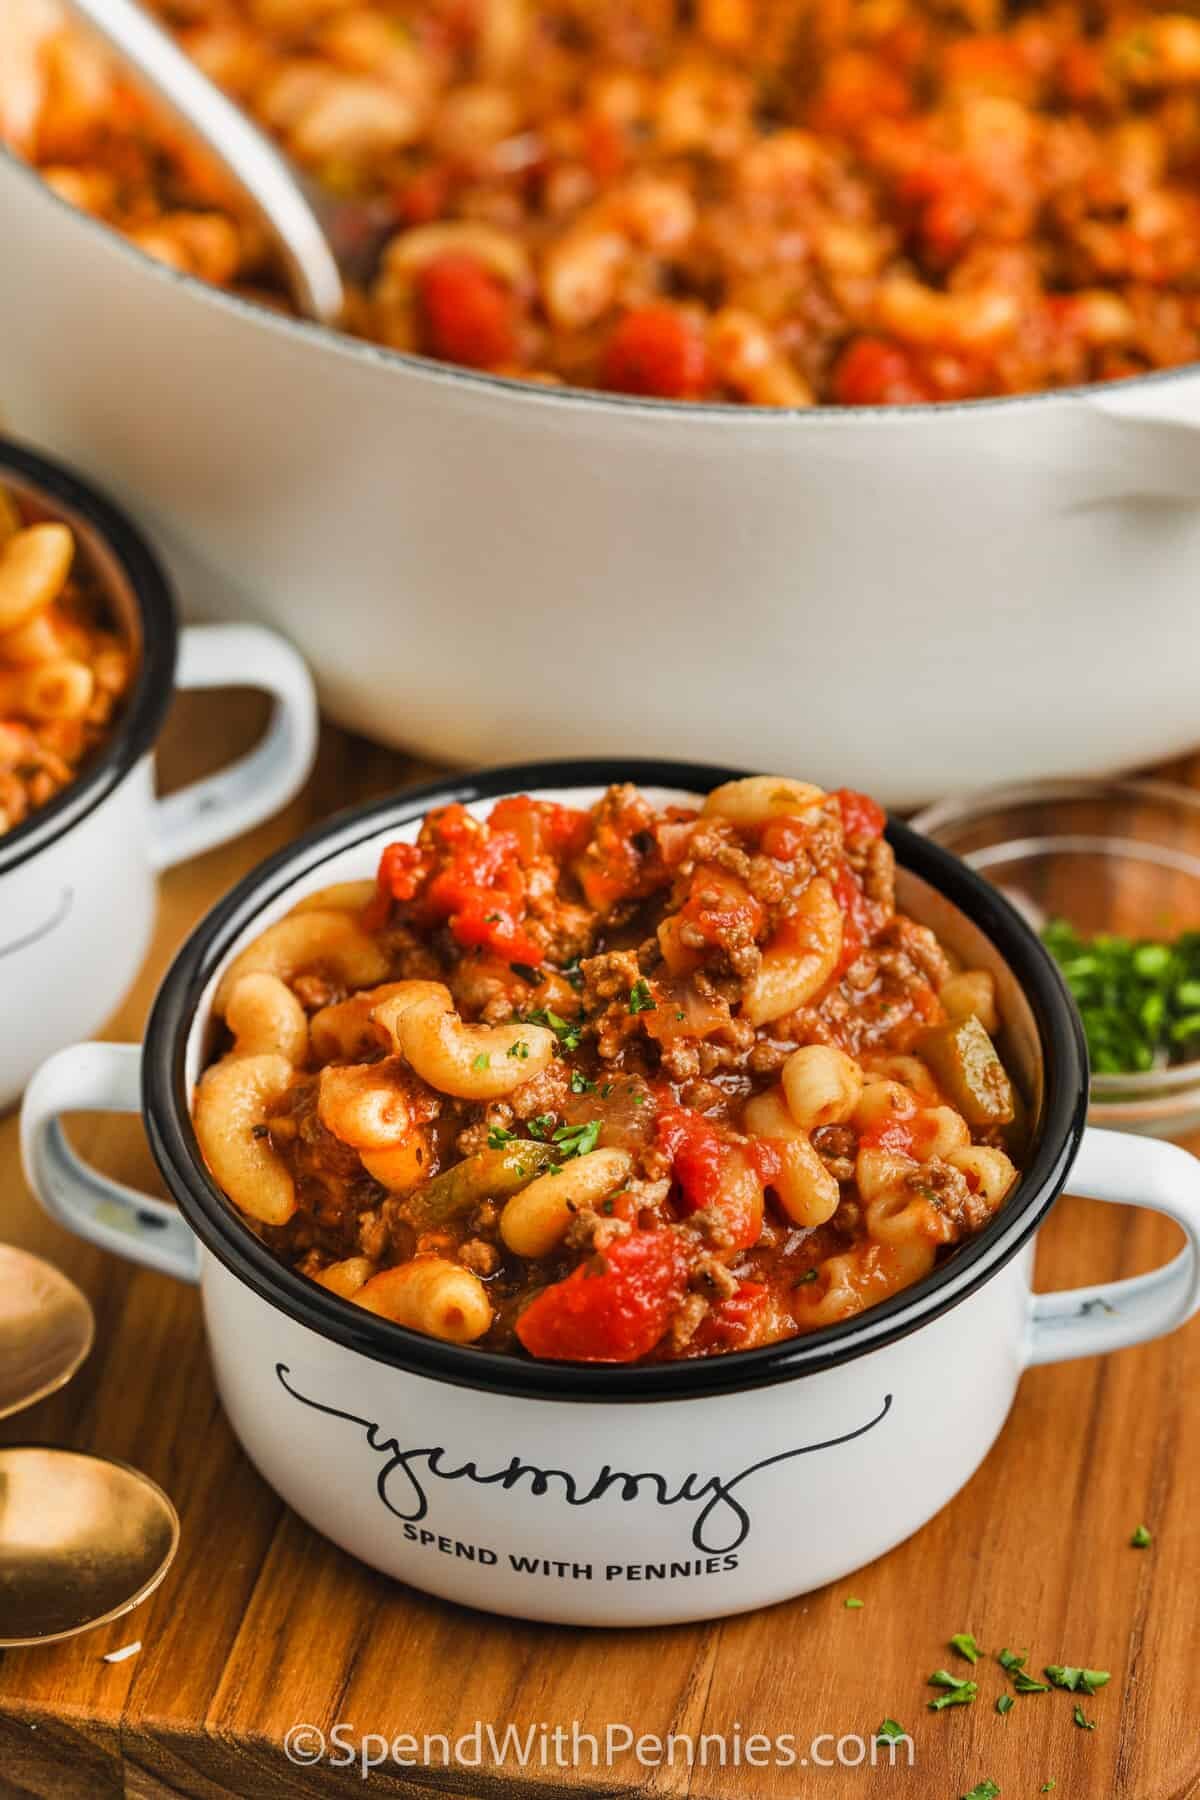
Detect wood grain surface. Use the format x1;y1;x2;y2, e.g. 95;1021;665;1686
1;695;1198;1800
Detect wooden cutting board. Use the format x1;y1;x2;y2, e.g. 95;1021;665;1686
1;692;1197;1800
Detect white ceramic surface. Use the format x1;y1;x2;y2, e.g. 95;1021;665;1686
6;153;1200;804
0;619;317;1109
19;774;1200;1624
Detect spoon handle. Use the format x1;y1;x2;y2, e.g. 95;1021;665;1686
61;0;344;324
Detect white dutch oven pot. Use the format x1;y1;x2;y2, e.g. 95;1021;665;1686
21;762;1200;1627
6;153;1200;803
0;439;318;1110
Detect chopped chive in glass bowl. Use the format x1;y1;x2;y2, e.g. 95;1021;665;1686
913;779;1200;1137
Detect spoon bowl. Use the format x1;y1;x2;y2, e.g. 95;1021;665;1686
63;0;346;323
0;1246;94;1420
0;1447;179;1646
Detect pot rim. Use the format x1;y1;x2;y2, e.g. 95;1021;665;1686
5;146;1197;426
0;435;177;879
143;756;1089;1403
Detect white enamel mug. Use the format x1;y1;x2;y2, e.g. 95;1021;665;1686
20;762;1200;1626
0;438;318;1110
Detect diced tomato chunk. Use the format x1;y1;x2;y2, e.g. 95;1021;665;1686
416;252;516;369
835;788;887;841
657;1107;763;1248
516;1230;691;1362
488;794;591;859
583;115;627;183
760;814;813;862
689;1280;770;1351
679;867;765;949
601;305;712;401
832;337;936;406
831;859;874;975
395;165;451;226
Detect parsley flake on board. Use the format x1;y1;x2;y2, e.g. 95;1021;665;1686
628;978;656;1014
995;1696;1014;1718
962;1783;1000;1800
997;1649;1027;1673
1011;1671;1050;1695
1131;1524;1153;1548
929;1684;978;1712
1074;1705;1097;1732
928;1672;977;1710
1045;1667;1110;1695
875;1719;906;1743
950;1633;982;1665
1040;1785;1056;1794
844;1597;864;1610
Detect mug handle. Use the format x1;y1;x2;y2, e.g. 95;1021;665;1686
1027;1126;1200;1365
151;623;318;870
20;1042;200;1284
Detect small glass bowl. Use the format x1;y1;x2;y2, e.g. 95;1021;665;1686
913;778;1200;1137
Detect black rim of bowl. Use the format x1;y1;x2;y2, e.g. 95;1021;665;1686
0;437;177;878
144;757;1089;1403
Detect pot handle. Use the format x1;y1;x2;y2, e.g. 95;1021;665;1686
151;623;318;870
1027;1126;1200;1365
1083;385;1200;502
20;1041;200;1284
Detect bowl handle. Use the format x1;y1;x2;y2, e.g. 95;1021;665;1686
150;624;318;870
20;1042;200;1283
1026;1126;1200;1365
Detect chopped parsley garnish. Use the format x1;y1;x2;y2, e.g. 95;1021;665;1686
995;1696;1014;1718
794;1269;819;1286
526;1007;583;1051
875;1719;906;1743
628;978;656;1015
962;1783;1000;1800
472;1051;490;1070
631;1092;647;1106
1073;1705;1096;1732
570;1068;597;1095
553;1119;601;1160
1044;1667;1110;1695
929;1670;973;1691
928;1683;978;1711
997;1649;1027;1673
1011;1671;1050;1695
527;1113;557;1140
1041;918;1200;1074
844;1597;864;1610
1040;1785;1056;1794
562;957;584;991
950;1632;981;1665
601;1082;615;1099
510;962;541;986
1131;1523;1153;1548
487;1126;515;1149
507;1039;531;1060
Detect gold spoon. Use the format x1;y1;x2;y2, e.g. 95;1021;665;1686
0;1246;95;1420
0;1447;180;1647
